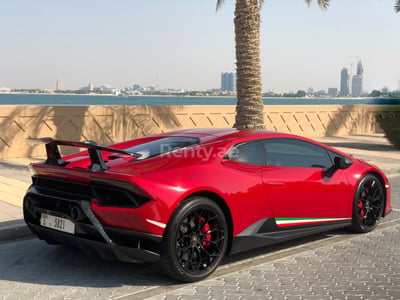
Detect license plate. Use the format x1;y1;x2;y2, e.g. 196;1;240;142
40;213;75;234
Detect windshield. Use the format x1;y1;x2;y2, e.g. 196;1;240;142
125;137;200;160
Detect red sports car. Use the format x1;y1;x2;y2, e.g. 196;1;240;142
23;128;392;282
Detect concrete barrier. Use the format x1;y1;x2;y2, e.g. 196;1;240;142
0;104;392;159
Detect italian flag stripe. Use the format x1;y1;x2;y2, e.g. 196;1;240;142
275;217;351;227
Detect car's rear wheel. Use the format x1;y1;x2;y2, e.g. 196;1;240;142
160;196;228;282
350;174;384;233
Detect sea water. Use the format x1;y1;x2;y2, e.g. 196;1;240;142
0;93;399;106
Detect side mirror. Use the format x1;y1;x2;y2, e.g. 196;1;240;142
326;156;352;177
334;157;347;170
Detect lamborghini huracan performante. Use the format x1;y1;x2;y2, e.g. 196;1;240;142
23;128;392;282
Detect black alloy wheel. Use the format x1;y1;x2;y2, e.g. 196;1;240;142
351;174;385;233
160;196;228;282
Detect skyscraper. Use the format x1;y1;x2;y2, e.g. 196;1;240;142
356;60;364;76
351;60;364;97
56;78;64;91
352;75;363;97
220;72;236;92
340;68;349;96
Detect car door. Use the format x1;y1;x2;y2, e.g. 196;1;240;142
223;139;272;233
261;138;352;227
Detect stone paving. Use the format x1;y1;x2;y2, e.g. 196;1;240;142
145;222;400;300
0;213;399;299
0;159;32;222
0;238;174;300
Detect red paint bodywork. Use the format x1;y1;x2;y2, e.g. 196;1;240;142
29;128;392;240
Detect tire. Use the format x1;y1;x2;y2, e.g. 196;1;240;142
160;196;228;282
350;174;384;233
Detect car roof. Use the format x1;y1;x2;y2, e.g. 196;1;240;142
156;128;281;142
152;128;349;157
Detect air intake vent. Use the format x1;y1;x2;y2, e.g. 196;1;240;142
93;185;149;207
31;176;150;208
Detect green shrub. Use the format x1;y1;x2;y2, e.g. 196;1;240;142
376;108;400;148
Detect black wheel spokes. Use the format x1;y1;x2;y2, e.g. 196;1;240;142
358;179;384;228
363;207;375;227
176;208;225;275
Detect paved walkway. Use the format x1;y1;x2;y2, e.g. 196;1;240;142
144;220;400;300
0;157;43;240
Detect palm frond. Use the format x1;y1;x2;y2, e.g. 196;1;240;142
216;0;225;11
305;0;330;10
396;0;400;13
318;0;330;9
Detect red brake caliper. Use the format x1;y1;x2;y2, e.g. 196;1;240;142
358;201;365;217
200;217;211;247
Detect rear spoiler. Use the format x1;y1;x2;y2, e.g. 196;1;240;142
27;137;141;171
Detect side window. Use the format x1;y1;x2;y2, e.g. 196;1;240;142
226;141;264;165
264;138;332;168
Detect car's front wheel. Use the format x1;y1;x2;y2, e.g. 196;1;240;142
160;196;228;282
350;174;385;233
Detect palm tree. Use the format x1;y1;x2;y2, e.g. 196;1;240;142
216;0;329;129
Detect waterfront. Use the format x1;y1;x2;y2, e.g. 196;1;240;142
1;93;400;106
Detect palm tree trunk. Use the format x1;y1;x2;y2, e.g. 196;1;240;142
233;0;265;129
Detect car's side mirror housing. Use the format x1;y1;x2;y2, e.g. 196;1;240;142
334;156;352;170
326;156;352;177
334;157;346;169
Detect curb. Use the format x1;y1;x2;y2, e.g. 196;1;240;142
0;219;33;242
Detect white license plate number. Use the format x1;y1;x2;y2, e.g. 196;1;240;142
40;213;75;234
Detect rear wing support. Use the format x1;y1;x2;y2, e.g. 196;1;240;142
27;137;140;171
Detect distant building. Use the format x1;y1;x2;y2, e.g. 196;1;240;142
352;75;363;97
56;78;64;91
356;60;364;76
328;88;338;96
142;86;157;92
352;60;364;96
93;85;113;93
221;72;236;92
340;68;349;96
382;87;389;95
0;87;11;93
314;90;326;96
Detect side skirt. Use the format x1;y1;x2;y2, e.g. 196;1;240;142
230;217;351;255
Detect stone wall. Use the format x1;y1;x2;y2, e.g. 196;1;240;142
0;104;392;158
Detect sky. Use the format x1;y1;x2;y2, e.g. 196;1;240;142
1;0;399;93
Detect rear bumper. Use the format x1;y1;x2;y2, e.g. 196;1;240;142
26;222;162;263
23;178;163;263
